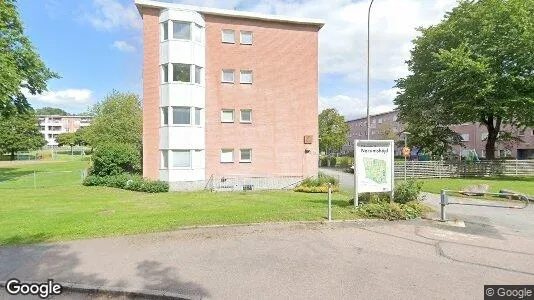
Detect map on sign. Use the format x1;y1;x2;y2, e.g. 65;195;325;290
363;157;387;184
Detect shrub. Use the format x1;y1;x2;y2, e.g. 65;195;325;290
90;143;142;176
83;174;169;193
358;201;431;220
337;157;352;168
294;172;339;193
293;185;340;193
393;180;423;204
320;156;328;167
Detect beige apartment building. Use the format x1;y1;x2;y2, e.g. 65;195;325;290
343;110;534;159
135;0;323;189
37;115;92;146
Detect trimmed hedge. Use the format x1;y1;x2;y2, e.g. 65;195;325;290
349;180;424;204
83;174;169;193
358;201;431;220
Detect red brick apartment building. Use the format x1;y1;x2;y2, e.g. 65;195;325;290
135;0;324;190
343;110;534;159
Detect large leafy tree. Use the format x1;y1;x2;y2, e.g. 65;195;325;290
35;107;69;116
319;108;350;157
0;0;59;115
395;0;534;159
85;91;142;149
0;111;46;160
56;132;76;153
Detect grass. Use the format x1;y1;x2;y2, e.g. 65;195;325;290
420;176;534;198
1;160;365;245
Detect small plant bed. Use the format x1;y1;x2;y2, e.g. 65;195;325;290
294;172;339;193
83;174;169;193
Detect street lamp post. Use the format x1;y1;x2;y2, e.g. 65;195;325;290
404;132;410;180
366;0;374;140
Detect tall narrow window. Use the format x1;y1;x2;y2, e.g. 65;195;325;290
195;66;202;84
222;29;235;43
173;107;191;125
195;108;201;125
240;70;253;84
162;22;168;40
161;150;168;168
162;64;168;83
162;107;168;125
240;149;252;162
194;24;202;43
173;63;190;82
220;149;234;163
173;21;191;40
240;31;253;45
222;69;234;83
172;150;191;168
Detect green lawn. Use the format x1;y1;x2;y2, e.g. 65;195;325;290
1;160;360;245
420;176;534;197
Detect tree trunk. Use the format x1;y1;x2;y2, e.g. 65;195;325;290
10;151;15;161
484;116;501;160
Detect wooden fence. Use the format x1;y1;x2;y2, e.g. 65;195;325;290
394;160;534;178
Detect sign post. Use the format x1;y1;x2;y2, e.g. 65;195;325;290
353;140;395;207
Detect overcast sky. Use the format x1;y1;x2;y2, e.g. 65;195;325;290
18;0;458;119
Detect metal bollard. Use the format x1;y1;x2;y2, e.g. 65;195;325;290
327;183;332;221
440;189;448;222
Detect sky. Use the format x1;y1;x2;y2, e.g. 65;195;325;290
17;0;458;120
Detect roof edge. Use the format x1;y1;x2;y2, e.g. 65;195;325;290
134;0;325;28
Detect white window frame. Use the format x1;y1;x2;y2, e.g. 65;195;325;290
220;149;234;163
222;69;234;83
240;70;253;84
193;23;202;43
171;150;192;169
161;107;169;125
172;106;191;125
195;108;202;126
221;109;234;123
240;109;252;123
240;149;252;163
194;66;202;85
161;64;169;83
161;22;169;41
172;63;191;83
240;31;253;45
161;150;168;169
173;21;191;40
222;29;235;43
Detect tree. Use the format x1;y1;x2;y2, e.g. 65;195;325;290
56;132;76;154
0;111;46;160
377;123;398;141
85;91;142;149
35;107;69;116
74;127;89;146
0;0;59;115
402;122;462;158
319;108;350;165
395;0;534;159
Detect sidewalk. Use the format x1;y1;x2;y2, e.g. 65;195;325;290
1;220;534;299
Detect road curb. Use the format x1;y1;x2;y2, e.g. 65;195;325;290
0;280;203;299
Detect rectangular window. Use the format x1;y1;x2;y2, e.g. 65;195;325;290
378;118;383;124
162;64;168;83
172;150;191;168
162;107;168;125
173;63;190;82
220;149;234;163
240;70;253;84
221;109;234;123
240;149;252;162
193;24;202;43
195;108;201;125
222;29;235;43
222;69;234;83
162;22;168;40
161;150;168;168
240;109;252;123
173;21;191;40
173;107;191;125
240;31;253;45
195;66;202;84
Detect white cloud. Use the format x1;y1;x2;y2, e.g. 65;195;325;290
112;40;136;52
24;89;93;106
84;0;141;31
319;88;400;120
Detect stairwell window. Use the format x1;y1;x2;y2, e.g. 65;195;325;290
240;70;253;84
173;63;191;83
173;21;191;40
173;107;191;125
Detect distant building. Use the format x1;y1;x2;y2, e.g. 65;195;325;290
37;115;92;146
343;110;534;159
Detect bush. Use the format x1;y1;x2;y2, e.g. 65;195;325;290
358;201;430;220
90;143;141;176
83;174;169;193
294;185;340;193
294;172;339;193
320;156;328;167
337;157;352;168
394;180;423;204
